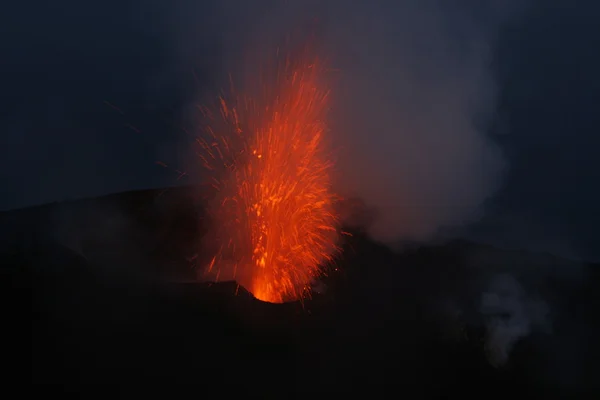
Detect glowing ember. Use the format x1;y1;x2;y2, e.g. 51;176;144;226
197;45;341;303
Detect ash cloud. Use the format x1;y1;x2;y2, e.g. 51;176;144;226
193;0;523;245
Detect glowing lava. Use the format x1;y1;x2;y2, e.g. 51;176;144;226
197;45;341;303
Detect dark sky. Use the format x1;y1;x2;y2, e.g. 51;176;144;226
1;0;599;261
466;0;600;261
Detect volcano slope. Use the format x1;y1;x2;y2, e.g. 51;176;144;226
2;186;598;395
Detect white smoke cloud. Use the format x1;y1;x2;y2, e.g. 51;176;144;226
172;0;523;245
480;273;551;366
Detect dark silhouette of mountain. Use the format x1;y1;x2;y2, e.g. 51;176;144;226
2;186;598;395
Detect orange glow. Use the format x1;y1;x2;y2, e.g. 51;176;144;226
197;45;341;303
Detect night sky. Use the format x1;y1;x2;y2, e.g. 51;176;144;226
1;0;599;261
465;0;600;261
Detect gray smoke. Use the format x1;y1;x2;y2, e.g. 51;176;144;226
175;0;524;245
322;1;514;244
480;273;551;366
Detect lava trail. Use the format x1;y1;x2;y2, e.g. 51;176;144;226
197;44;342;303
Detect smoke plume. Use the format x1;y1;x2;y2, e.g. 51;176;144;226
480;273;550;366
181;0;522;245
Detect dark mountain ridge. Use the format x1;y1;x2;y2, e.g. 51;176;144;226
2;186;598;395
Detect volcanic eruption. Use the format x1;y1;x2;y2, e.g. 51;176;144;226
196;42;342;303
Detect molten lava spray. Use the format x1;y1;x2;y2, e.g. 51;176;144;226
197;46;341;303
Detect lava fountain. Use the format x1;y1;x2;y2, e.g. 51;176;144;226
197;44;342;303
